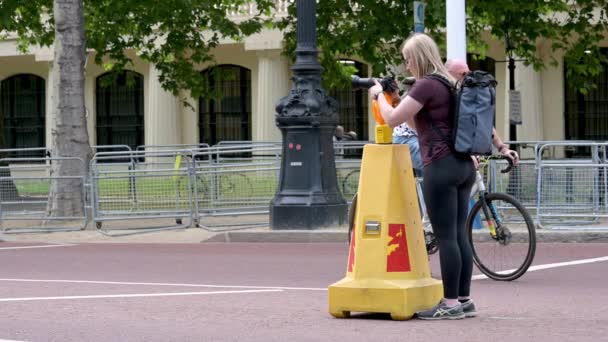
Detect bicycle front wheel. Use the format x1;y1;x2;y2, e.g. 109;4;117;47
467;192;536;281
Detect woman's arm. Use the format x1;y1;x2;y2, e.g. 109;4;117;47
491;127;520;165
369;80;423;128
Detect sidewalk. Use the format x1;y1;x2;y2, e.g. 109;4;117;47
2;224;607;244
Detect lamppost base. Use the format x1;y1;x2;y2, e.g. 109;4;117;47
270;203;347;230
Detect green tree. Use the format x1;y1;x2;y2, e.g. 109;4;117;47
467;0;608;94
279;0;608;93
0;0;275;216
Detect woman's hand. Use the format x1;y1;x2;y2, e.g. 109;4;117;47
471;156;480;169
499;145;520;166
368;79;383;100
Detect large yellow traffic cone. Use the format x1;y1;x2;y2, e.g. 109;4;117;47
328;144;442;320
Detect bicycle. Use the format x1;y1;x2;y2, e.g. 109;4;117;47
347;154;536;281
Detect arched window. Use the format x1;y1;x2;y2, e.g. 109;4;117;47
199;65;252;145
564;48;608;156
329;60;369;142
0;74;46;157
95;70;144;149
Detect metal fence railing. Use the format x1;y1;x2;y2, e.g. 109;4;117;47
535;142;608;229
191;144;281;231
0;156;87;233
335;141;367;202
90;150;195;236
2;140;608;234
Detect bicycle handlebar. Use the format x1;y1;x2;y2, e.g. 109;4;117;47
493;153;517;174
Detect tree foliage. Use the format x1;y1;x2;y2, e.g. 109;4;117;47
467;0;608;94
0;0;275;99
278;0;608;93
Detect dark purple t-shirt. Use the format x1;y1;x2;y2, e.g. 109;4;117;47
408;78;452;167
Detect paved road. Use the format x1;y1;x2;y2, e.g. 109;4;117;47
0;242;606;342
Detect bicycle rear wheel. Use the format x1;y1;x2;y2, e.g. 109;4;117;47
467;192;536;281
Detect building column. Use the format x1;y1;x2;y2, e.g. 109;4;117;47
541;55;565;142
45;62;54;149
495;60;509;142
146;65;182;147
254;50;289;142
181;91;199;145
516;63;544;143
84;66;96;146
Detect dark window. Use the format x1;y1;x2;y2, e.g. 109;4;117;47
329;61;369;142
0;74;46;158
199;65;252;146
564;48;608;156
96;71;144;150
467;54;496;77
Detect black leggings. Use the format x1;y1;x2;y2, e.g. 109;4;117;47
422;154;476;299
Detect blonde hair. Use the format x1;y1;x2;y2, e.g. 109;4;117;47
401;33;456;85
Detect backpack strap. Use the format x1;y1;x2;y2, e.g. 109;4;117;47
423;74;457;158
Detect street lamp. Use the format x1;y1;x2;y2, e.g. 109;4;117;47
270;0;348;230
506;35;518;147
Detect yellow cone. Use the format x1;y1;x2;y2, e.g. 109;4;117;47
328;144;442;320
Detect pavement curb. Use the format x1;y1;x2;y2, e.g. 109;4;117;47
202;229;608;243
203;230;349;243
3;228;607;244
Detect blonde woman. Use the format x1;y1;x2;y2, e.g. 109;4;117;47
369;33;476;320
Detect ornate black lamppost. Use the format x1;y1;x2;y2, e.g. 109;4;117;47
270;0;347;230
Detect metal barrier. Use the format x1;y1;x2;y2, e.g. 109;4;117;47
334;141;368;202
0;147;50;159
0;156;87;233
4;140;608;234
489;160;537;211
136;143;211;153
536;142;608;230
90;150;195;236
92;145;132;154
191;144;281;231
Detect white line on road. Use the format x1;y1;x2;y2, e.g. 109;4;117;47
0;339;28;342
0;289;282;302
472;256;608;280
0;256;605;290
0;278;327;291
0;244;76;251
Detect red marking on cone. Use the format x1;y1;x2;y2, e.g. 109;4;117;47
347;225;355;272
386;224;411;272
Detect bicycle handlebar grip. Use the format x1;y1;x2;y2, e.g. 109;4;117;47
499;153;516;173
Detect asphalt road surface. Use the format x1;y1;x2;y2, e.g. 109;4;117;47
0;242;606;342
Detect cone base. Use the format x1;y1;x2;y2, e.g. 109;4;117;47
328;277;443;321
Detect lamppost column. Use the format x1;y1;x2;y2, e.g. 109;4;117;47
270;0;347;230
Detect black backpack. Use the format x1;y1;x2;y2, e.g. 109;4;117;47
425;71;497;156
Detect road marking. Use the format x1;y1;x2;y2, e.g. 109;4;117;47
0;256;605;290
0;289;282;302
473;256;608;280
0;339;28;342
0;278;327;291
0;244;76;251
